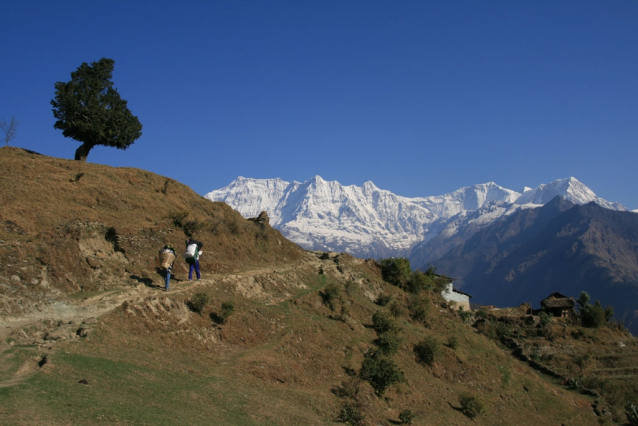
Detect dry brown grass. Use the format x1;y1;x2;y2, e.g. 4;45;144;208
0;147;618;425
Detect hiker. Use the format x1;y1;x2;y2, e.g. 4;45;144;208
159;244;176;291
184;238;203;280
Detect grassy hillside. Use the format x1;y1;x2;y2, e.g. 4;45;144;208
0;147;634;425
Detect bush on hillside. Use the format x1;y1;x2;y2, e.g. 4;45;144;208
359;349;406;396
220;301;235;323
169;211;189;228
379;257;411;287
408;293;430;325
375;293;392;306
404;270;433;294
399;409;416;424
581;303;606;328
336;400;365;425
332;377;364;400
372;310;400;335
182;219;205;237
447;336;459;350
626;403;638;426
188;292;211;315
388;300;406;318
321;281;342;311
374;331;402;356
459;393;486;419
414;337;440;366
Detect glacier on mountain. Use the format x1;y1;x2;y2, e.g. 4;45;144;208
204;176;625;261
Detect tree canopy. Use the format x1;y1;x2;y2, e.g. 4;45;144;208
51;58;142;161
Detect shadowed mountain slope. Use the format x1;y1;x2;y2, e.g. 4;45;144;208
436;197;638;334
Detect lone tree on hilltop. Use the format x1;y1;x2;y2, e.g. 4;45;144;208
0;116;19;146
51;58;142;161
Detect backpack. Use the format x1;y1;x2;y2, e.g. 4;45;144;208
184;243;198;260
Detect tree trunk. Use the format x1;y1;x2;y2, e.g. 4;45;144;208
74;142;94;162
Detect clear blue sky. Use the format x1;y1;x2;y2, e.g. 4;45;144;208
2;1;637;209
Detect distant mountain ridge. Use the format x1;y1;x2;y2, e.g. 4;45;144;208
205;176;626;262
435;197;638;334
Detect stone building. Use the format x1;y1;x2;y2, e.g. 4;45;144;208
441;282;472;311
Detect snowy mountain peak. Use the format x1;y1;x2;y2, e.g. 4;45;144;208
514;177;625;210
205;176;625;259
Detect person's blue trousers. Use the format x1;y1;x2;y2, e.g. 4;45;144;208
165;271;171;291
189;260;200;280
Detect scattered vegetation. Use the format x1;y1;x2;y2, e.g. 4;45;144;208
459;393;486;419
626;403;638;426
374;331;402;356
220;302;235;323
358;349;406;396
398;408;416;424
414;336;440;366
321;281;342;311
70;172;85;182
447;336;459;350
375;293;392;306
336;400;365;425
169;211;189;228
407;292;430;325
371;310;400;335
388;300;406;318
187;292;211;315
578;291;611;328
379;257;411;287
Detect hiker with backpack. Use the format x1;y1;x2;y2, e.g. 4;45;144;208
159;244;176;291
184;238;203;280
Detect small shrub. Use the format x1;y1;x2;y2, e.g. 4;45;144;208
375;293;392;307
182;219;204;237
322;281;342;311
539;311;552;330
388;300;406;318
188;292;211;315
581;304;606;328
337;304;351;322
359;350;406;396
567;378;580;390
414;337;440;366
161;179;170;194
405;271;432;294
459;393;486;419
408;293;430;325
459;310;473;324
399;409;416;424
168;211;189;228
626;403;638;426
332;378;364;399
336;400;365;425
344;281;357;296
475;308;489;320
372;310;400;335
447;336;459;350
379;257;412;287
70;172;85;182
220;301;235;323
374;331;402;356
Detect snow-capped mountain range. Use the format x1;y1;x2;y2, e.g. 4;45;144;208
204;176;627;263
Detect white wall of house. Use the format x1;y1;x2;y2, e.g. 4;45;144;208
441;283;471;311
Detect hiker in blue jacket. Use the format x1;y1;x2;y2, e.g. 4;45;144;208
185;238;203;280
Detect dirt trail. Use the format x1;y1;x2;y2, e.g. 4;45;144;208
0;253;327;389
